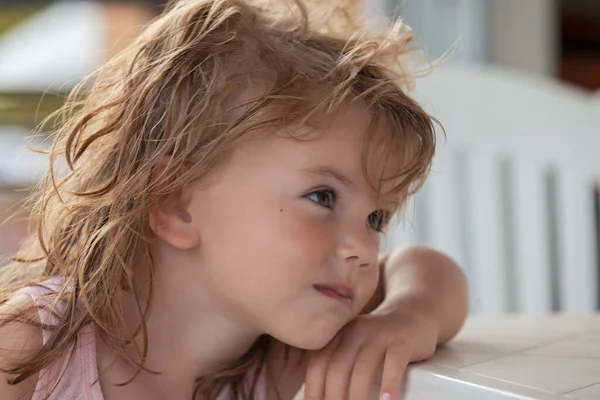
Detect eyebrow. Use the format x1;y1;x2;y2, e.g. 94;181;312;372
301;166;400;211
301;166;355;188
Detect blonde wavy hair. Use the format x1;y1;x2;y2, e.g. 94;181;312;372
0;0;439;398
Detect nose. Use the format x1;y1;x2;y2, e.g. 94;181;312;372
336;221;379;270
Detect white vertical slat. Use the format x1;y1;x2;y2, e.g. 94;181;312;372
412;182;432;247
511;159;552;314
556;167;598;313
426;148;465;266
466;153;508;315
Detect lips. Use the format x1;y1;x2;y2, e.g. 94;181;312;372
313;284;354;306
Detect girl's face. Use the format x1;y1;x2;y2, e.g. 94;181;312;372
185;103;394;350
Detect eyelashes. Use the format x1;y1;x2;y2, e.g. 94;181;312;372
304;188;338;209
368;210;392;232
304;188;391;232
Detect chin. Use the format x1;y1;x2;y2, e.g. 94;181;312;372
274;321;342;350
279;334;334;351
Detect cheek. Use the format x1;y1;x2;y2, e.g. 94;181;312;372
197;196;335;295
277;206;335;261
253;206;335;289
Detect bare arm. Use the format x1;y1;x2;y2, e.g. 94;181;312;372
362;246;469;344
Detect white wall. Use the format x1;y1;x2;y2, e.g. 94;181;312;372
369;0;559;77
488;0;559;77
399;0;489;65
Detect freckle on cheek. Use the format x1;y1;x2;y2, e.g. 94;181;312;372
280;209;283;212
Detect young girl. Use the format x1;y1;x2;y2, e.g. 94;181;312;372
0;0;468;399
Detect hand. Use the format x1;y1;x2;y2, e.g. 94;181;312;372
303;307;439;400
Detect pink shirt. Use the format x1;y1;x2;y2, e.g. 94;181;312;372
15;278;267;400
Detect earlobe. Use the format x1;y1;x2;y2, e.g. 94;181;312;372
147;156;200;249
149;192;199;250
179;210;192;223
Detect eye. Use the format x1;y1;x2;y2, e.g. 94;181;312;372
305;188;338;209
368;210;391;232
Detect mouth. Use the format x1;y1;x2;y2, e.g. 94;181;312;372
313;284;354;307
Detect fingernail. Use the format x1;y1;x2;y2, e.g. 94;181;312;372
381;393;391;400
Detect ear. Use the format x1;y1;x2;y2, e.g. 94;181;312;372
149;185;199;251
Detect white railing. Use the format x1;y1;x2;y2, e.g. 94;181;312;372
384;65;600;316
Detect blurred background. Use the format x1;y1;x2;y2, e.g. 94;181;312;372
0;0;598;316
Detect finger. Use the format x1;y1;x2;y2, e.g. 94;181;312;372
347;343;386;400
378;341;410;400
304;334;343;400
323;334;363;400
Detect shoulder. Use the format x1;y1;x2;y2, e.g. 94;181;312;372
0;293;43;400
264;340;308;400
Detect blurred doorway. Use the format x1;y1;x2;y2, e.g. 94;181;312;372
560;0;600;90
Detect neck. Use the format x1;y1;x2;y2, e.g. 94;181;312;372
98;247;264;397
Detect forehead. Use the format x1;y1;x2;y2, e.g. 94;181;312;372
289;102;373;150
262;103;401;201
197;99;405;210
